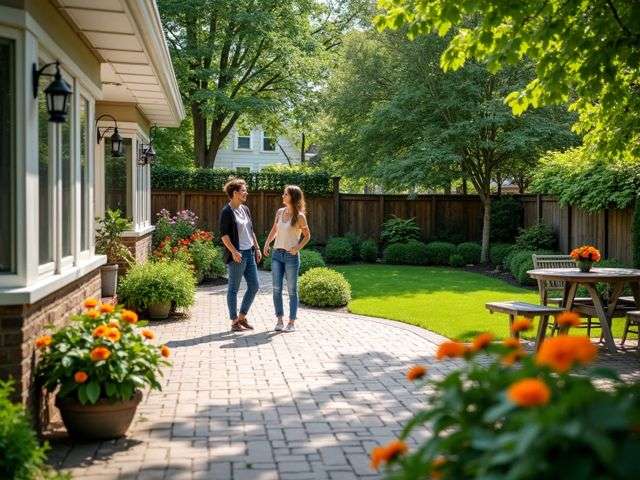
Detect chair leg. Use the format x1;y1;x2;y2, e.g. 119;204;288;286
587;317;592;338
622;317;631;346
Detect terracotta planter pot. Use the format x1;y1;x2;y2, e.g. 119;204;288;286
101;264;119;297
148;302;171;319
56;390;142;441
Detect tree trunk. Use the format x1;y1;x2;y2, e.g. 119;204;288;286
192;103;207;168
496;173;503;196
480;195;491;263
206;135;224;168
300;132;306;164
462;178;468;195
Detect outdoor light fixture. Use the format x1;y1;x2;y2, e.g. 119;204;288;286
96;114;124;157
32;61;73;123
138;126;157;165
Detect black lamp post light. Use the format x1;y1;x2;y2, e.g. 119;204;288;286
138;126;157;165
32;61;73;123
96;114;124;157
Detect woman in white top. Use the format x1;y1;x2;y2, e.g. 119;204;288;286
263;185;311;332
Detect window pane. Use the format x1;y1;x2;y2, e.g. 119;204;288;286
105;137;131;218
38;64;53;265
237;136;251;149
61;90;73;257
263;135;276;151
0;38;15;273
80;97;89;250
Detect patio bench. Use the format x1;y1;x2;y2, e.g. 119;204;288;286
485;301;563;341
622;311;640;350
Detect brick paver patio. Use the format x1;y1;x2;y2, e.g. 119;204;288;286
49;271;640;479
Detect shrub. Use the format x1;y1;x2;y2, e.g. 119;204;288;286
506;249;557;285
152;209;199;247
425;242;456;266
299;268;351;307
119;260;196;310
380;216;421;245
430;224;466;245
189;241;225;282
449;253;465;268
490;196;523;242
383;241;429;265
261;249;326;274
515;223;557;250
324;237;354;264
634;197;640;268
490;243;516;267
344;233;362;260
380;334;640;479
456;242;482;265
95;209;134;266
360;239;378;262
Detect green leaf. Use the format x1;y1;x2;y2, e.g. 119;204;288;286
78;384;88;405
86;381;100;404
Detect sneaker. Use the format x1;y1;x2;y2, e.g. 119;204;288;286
274;320;284;331
284;322;296;333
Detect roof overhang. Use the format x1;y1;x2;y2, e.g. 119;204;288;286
54;0;185;127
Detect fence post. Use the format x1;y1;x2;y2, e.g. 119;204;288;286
566;204;572;253
178;191;186;211
536;194;543;224
332;176;341;236
603;208;609;259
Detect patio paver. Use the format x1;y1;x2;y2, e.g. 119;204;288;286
49;271;640;479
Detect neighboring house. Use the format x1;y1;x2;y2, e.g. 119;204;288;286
215;125;302;172
0;0;184;405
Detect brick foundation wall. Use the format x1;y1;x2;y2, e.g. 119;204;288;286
121;232;153;270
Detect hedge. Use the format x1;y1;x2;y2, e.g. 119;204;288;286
425;242;456;266
324;237;354;264
456;242;482;265
383;240;429;265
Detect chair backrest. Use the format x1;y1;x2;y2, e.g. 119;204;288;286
532;254;573;295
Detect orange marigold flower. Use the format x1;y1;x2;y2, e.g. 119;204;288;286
121;309;138;324
93;325;108;337
511;317;533;334
35;335;52;349
503;337;521;349
105;328;121;342
502;349;525;366
436;341;466;360
370;440;408;470
406;365;427;382
74;371;88;384
84;297;98;308
86;309;100;319
141;329;155;340
536;336;597;372
100;303;115;313
507;378;551;407
556;311;581;328
108;319;120;328
160;345;171;358
471;332;494;351
90;346;111;362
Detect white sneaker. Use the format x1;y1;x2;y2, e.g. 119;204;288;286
284;322;296;333
275;320;284;331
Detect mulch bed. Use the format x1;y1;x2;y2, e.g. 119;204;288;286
463;264;537;290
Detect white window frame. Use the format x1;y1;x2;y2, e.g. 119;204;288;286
235;128;252;151
260;130;277;153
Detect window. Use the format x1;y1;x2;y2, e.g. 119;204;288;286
61;88;73;258
0;38;15;274
105;137;131;217
80;97;90;251
38;63;53;266
236;128;252;150
262;132;276;152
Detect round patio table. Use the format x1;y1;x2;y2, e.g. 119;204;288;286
527;267;640;353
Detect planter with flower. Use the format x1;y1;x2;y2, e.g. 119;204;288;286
35;299;171;440
570;245;601;272
371;319;640;479
95;209;135;296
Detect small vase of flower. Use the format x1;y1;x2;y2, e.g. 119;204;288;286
570;245;601;273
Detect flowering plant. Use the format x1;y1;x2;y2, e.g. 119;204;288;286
371;321;640;479
153;229;224;282
570;245;602;263
35;299;170;405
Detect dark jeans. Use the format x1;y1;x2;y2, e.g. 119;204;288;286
226;249;260;320
271;249;300;320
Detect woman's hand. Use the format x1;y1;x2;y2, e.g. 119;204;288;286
232;250;242;263
255;248;262;264
263;244;271;257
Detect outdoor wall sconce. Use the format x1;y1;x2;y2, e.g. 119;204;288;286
96;114;124;157
138;126;157;165
32;61;73;123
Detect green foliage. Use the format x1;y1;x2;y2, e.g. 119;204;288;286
151;164;333;194
456;242;481;265
380;216;422;245
490;196;522;242
531;148;640;211
119;261;196;310
188;241;226;282
152;117;195;168
490;243;516;267
576;259;632;298
95;209;134;265
515;224;557;251
448;253;465;268
425;242;456;266
360;239;378;263
430;224;465;245
343;233;363;260
299;267;352;307
635;199;640;268
324;237;354;264
383;240;428;265
506;248;556;285
506;249;535;275
261;249;326;274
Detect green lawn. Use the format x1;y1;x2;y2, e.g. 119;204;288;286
335;264;629;341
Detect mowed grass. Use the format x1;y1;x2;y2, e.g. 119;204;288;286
334;264;629;341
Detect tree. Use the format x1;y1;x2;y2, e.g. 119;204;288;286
320;30;577;261
375;0;640;162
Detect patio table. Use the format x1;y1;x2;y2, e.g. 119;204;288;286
527;268;640;353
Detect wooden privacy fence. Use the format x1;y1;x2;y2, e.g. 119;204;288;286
151;190;635;264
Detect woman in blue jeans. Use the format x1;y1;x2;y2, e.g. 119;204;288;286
263;185;311;332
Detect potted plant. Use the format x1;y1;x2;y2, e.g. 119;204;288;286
117;260;196;319
570;245;602;272
95;209;135;297
35;299;170;440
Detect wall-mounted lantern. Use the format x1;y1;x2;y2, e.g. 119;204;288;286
138;126;157;165
96;114;124;157
32;61;73;123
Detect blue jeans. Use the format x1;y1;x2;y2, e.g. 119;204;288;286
271;249;300;320
226;249;260;320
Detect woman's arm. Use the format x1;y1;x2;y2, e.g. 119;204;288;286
289;215;311;255
221;235;242;263
263;210;281;257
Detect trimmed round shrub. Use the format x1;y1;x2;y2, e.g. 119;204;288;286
383;240;428;265
299;268;351;307
515;223;557;250
360;239;378;262
449;253;466;268
515;258;536;286
490;243;516;267
344;233;362;260
425;242;456;266
262;249;326;274
456;242;482;265
507;250;536;275
324;237;354;264
383;242;405;264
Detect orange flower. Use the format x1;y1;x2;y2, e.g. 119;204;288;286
84;298;98;308
502;349;525;366
536;336;597;372
431;456;447;479
406;365;427;382
471;332;494;351
507;378;551;407
35;335;52;349
105;328;121;342
503;337;521;349
121;309;138;324
90;346;111;362
100;303;115;313
86;309;100;319
370;440;408;470
108;319;120;328
160;345;171;358
74;371;88;384
511;317;533;334
92;325;108;338
556;311;581;328
570;245;601;262
141;329;155;340
436;341;466;360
